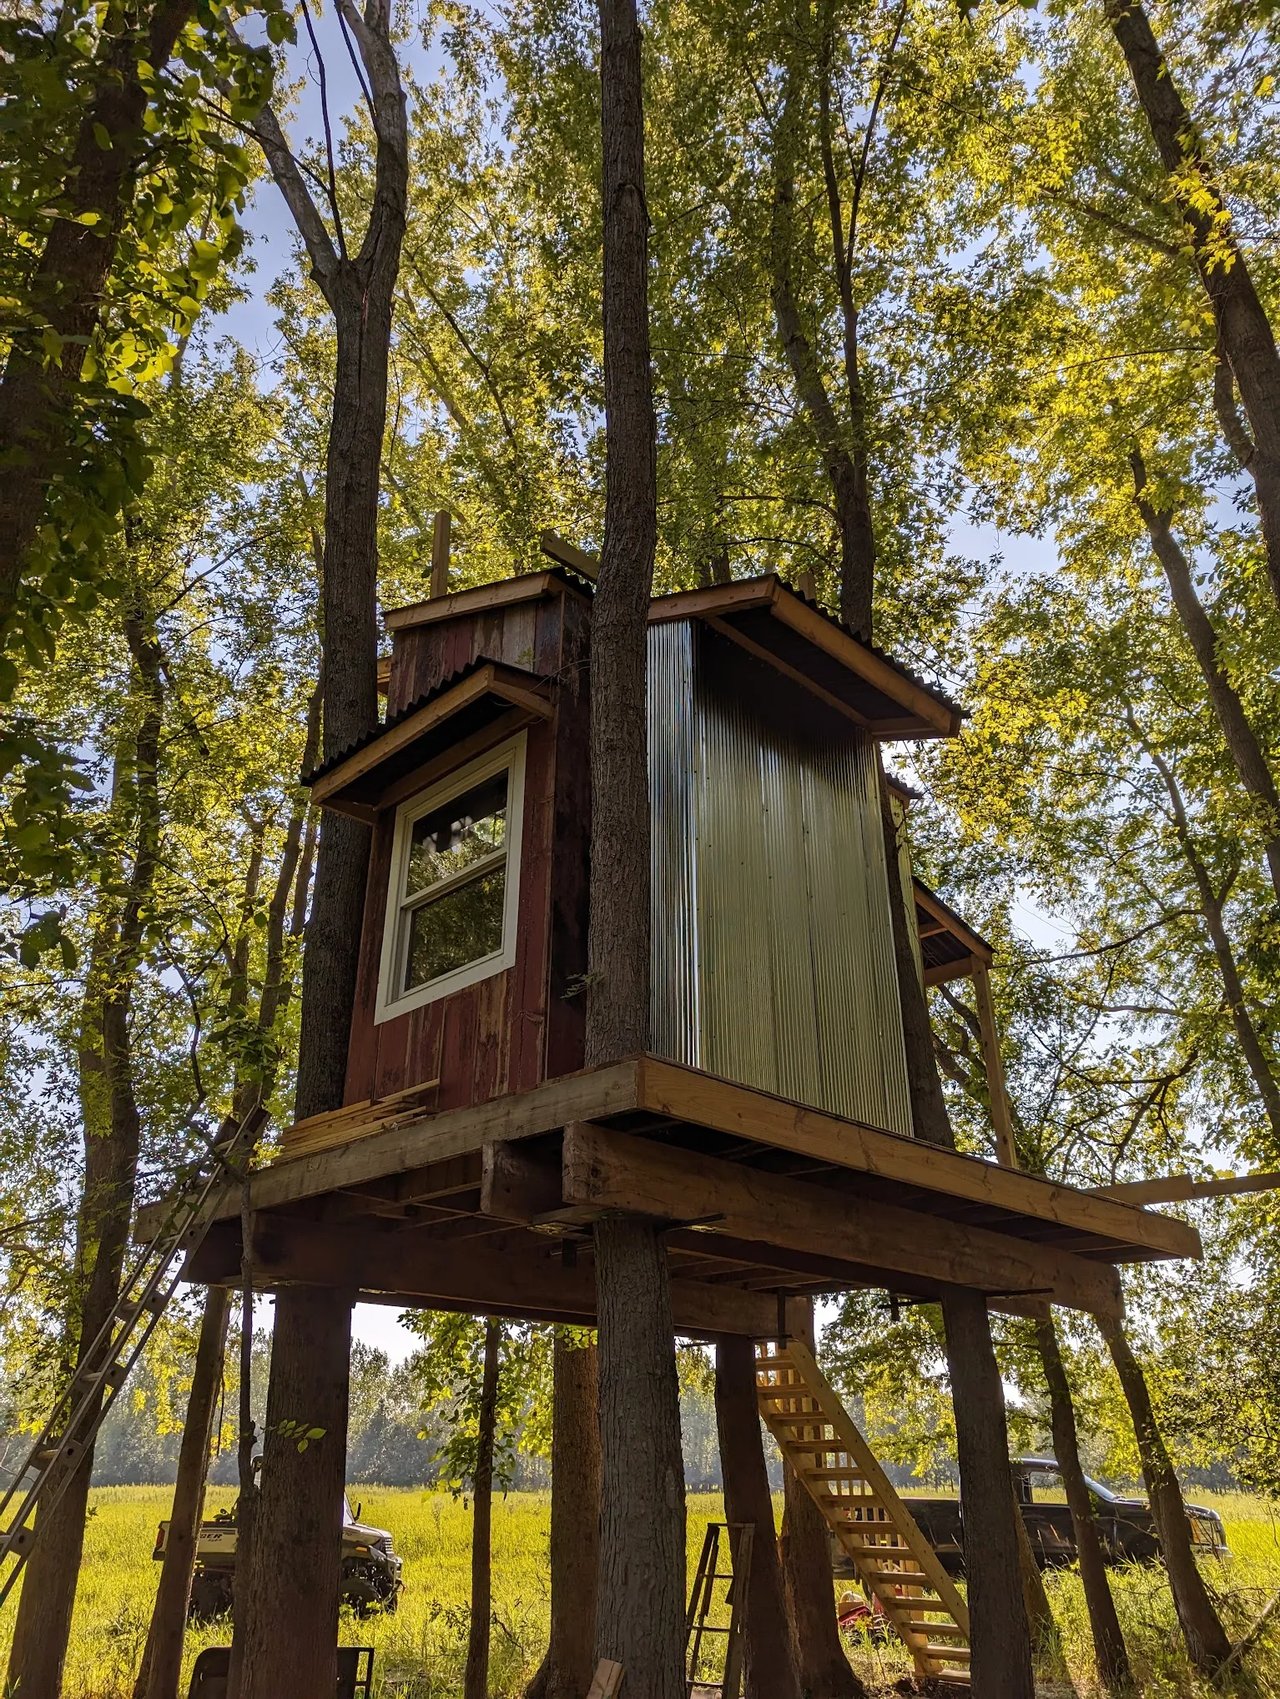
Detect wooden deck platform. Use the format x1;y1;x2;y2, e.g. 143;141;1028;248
160;1057;1200;1336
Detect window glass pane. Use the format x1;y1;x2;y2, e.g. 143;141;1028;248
405;771;507;895
404;867;506;990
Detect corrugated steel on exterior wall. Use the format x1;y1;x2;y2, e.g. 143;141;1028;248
648;620;913;1136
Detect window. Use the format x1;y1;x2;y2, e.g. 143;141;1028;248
375;733;526;1021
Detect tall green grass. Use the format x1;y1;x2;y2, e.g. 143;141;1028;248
3;1487;1280;1696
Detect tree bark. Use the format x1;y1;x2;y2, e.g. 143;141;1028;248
5;606;163;1699
135;1286;232;1699
593;1217;686;1699
770;14;873;639
1136;724;1280;1145
714;1337;801;1699
779;1304;864;1699
229;8;406;1694
523;1338;601;1699
879;783;1034;1699
589;5;686;1698
942;1287;1036;1699
235;1288;354;1699
465;1319;502;1699
1131;449;1280;903
1100;1314;1231;1676
1105;0;1280;613
0;0;194;626
1035;1312;1133;1694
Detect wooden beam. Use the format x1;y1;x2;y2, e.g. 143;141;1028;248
913;879;993;966
430;509;452;597
135;1060;645;1238
922;952;981;987
1092;1171;1280;1205
972;962;1018;1171
539;529;599;582
554;1124;1123;1316
631;1056;1199;1262
383;570;588;634
189;1214;803;1339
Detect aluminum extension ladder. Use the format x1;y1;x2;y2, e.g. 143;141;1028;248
684;1521;753;1699
0;1103;267;1606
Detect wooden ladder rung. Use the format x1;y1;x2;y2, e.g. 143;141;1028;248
910;1620;968;1637
925;1645;971;1661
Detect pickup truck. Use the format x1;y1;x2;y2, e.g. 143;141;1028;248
154;1493;403;1620
833;1456;1228;1578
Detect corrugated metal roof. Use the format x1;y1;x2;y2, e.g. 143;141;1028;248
302;656;536;786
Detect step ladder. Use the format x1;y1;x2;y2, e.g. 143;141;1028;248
685;1521;753;1698
755;1338;971;1687
0;1104;267;1607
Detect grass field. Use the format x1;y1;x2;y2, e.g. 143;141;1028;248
5;1487;1280;1697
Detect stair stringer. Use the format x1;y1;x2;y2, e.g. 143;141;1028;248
755;1338;971;1686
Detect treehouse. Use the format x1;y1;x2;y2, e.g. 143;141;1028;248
171;559;1199;1338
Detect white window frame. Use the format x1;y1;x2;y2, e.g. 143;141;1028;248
374;731;527;1024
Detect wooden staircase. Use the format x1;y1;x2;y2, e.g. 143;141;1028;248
755;1338;971;1687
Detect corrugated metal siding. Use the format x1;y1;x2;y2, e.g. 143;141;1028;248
648;620;912;1135
648;620;701;1067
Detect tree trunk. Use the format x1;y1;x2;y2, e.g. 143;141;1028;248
779;1304;864;1699
1035;1312;1133;1694
1105;0;1280;613
878;783;1034;1696
5;608;163;1699
589;5;686;1698
465;1319;502;1699
1137;724;1280;1145
0;0;193;625
714;1336;801;1699
230;10;405;1687
593;1217;686;1699
1013;1479;1060;1661
941;1287;1036;1699
135;1287;231;1699
523;1339;601;1699
770;16;873;640
1100;1315;1231;1676
237;1288;354;1699
1131;450;1280;903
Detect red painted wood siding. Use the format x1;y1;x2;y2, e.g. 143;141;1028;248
344;584;590;1110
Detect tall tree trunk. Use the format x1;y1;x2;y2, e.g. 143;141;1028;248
879;785;1035;1699
465;1319;502;1699
1013;1482;1061;1661
1035;1313;1133;1694
1125;708;1280;1143
589;4;686;1699
0;0;193;627
5;608;163;1699
1104;0;1280;613
135;1287;231;1699
523;1339;601;1699
770;12;873;639
230;8;406;1694
942;1287;1036;1699
714;1337;801;1699
1099;1315;1232;1676
1130;449;1280;903
779;1303;864;1699
593;1217;686;1699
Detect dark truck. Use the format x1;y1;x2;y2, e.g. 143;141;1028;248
834;1457;1228;1578
154;1492;403;1620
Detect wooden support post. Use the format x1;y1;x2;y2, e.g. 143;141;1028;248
972;961;1018;1170
430;509;452;598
